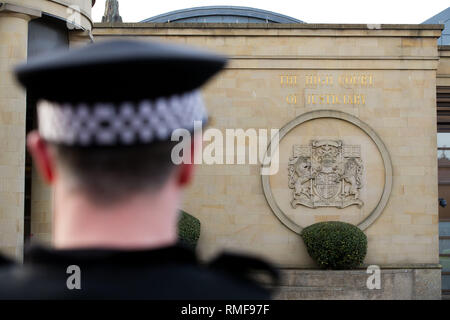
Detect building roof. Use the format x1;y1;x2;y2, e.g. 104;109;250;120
141;6;304;24
422;7;450;45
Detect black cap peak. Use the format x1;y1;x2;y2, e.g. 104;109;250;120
15;39;227;103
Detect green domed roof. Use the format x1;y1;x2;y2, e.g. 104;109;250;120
142;6;304;24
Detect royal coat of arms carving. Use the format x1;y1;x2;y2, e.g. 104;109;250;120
288;140;364;209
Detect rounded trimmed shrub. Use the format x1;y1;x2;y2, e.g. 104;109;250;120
178;210;201;250
301;221;367;270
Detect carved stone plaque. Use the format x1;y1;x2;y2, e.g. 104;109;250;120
288;139;364;209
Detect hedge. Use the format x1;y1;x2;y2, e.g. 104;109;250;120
301;221;367;270
178;210;201;250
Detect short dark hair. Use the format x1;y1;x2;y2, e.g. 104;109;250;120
50;141;178;205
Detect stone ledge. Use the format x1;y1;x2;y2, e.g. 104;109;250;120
273;268;441;300
280;263;442;270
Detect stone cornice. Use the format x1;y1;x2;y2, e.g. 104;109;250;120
93;23;444;38
46;0;93;29
0;2;42;18
94;22;444;31
2;1;93;30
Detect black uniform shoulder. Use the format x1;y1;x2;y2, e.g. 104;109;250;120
0;245;279;300
0;253;15;267
207;251;280;288
174;250;280;300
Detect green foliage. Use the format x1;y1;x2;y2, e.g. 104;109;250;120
301;221;367;270
178;210;201;250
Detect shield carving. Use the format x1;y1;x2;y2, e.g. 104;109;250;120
314;172;340;200
288;139;364;209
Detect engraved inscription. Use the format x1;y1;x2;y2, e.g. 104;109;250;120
280;75;297;86
279;72;373;106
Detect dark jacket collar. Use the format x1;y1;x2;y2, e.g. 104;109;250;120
0;254;15;267
24;242;198;267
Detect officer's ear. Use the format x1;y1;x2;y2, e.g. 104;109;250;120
27;131;56;184
176;134;199;186
177;162;194;186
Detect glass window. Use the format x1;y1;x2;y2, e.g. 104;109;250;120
443;274;450;290
440;222;450;236
438;133;450;159
440;239;450;254
438;133;450;147
440;256;450;272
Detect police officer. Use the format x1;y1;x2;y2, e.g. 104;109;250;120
0;40;278;299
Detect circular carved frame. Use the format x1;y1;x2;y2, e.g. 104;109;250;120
261;110;393;233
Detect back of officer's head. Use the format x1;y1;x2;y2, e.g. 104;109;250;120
48;141;179;204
